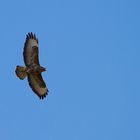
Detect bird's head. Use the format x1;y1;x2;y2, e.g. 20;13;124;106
39;66;46;72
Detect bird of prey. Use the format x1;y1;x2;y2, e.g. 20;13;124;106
15;32;49;99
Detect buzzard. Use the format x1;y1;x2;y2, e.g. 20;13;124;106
15;32;49;99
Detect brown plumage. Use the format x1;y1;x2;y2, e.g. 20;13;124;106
15;32;48;99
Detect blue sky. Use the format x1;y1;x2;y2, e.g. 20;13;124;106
0;0;140;139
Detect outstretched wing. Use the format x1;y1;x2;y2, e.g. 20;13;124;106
28;73;49;99
23;32;40;66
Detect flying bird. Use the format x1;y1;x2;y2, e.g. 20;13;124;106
15;32;49;99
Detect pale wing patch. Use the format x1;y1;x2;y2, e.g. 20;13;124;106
27;39;38;47
28;74;48;99
39;87;48;95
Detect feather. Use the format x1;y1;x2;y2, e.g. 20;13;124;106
23;32;39;66
15;66;27;80
28;74;48;99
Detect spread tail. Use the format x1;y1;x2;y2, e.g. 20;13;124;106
15;66;27;80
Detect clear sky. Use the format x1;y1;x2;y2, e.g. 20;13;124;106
0;0;140;140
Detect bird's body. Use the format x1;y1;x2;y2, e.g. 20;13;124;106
26;64;46;74
15;32;48;99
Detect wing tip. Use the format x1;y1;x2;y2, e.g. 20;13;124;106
39;89;49;100
26;32;39;43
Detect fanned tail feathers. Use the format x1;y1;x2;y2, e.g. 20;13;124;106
15;66;27;80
